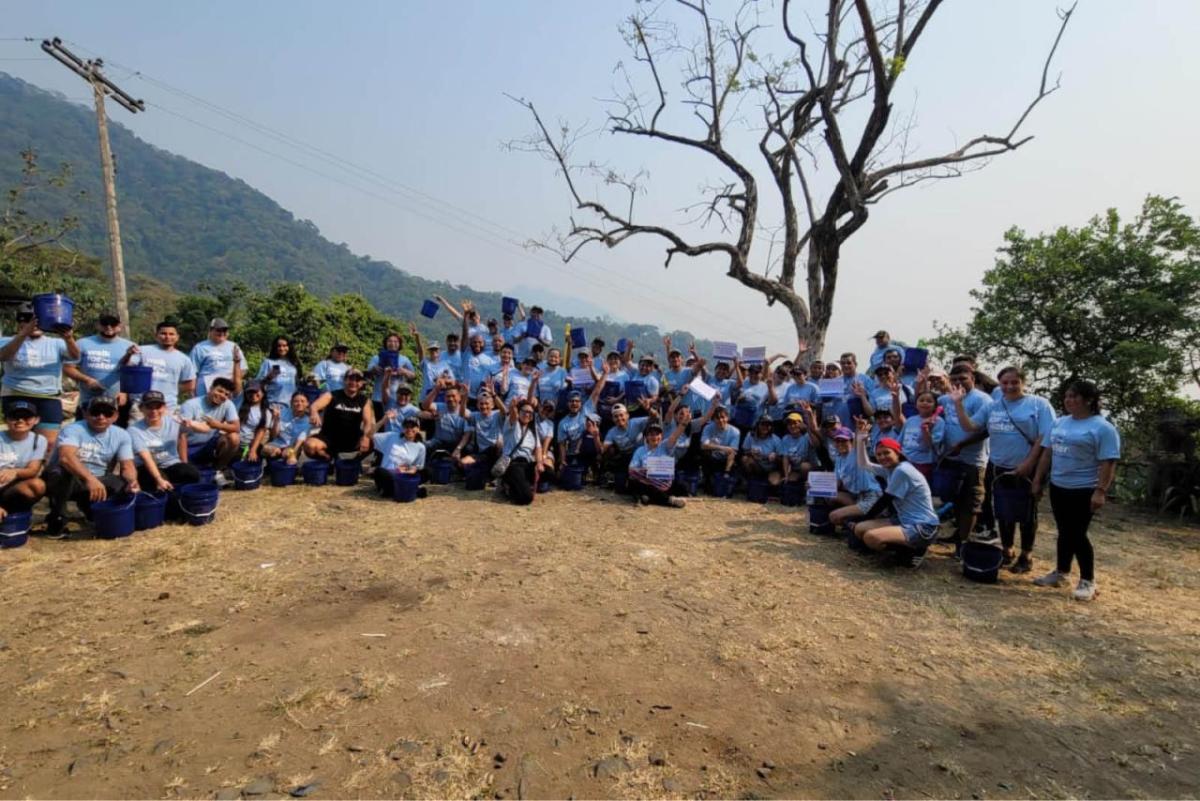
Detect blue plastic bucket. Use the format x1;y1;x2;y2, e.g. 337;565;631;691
903;347;929;371
302;459;330;486
710;472;736;498
570;327;587;348
962;541;1005;583
501;296;519;316
464;461;489;490
559;463;585;491
993;474;1032;524
120;365;153;394
525;319;544;339
269;460;298;487
92;495;136;539
624;380;646;403
429;458;453;485
421;299;439;319
674;469;700;497
32;292;74;330
378;350;400;370
846;521;870;551
746;478;770;503
846;397;865;422
177;482;219;526
930;461;965;500
300;385;323;404
808;502;833;534
196;467;218;486
732;407;755;430
537;476;553;493
134;491;168;531
780;481;805;507
334;458;361;486
392;472;421;503
1;510;32;549
231;460;264;490
616;338;629;354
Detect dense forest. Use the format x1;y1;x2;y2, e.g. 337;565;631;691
0;72;715;352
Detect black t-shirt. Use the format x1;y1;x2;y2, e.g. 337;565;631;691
321;390;368;443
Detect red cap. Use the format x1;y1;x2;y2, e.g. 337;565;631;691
876;437;904;455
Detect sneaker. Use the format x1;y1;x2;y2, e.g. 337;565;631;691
213;472;229;488
1072;579;1097;601
668;497;687;509
1010;554;1033;574
42;514;68;540
1033;569;1067;587
637;495;650;506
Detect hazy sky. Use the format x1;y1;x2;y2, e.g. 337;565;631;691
4;1;1198;359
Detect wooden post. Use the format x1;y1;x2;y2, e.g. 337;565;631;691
91;76;130;330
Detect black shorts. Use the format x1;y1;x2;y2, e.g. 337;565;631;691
310;431;361;457
3;395;64;430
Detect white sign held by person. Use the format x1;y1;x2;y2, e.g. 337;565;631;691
570;367;595;389
818;378;844;398
712;341;739;361
687;376;717;402
807;471;838;498
645;455;676;480
741;346;766;364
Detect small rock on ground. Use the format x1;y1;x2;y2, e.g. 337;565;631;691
593;756;632;780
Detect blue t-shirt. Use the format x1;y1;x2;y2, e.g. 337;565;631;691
469;409;504;449
75;334;134;402
556;401;596;447
238;404;273;444
1048;415;1121;490
178;396;239;446
138;345;197;409
373;432;427;471
783;381;820;409
778;433;811;467
940;389;991;467
366;353;416;403
269;410;311;448
831;374;876;426
663;419;700;458
537;366;568;401
536;418;555;446
53;421;134;477
314;359;351;392
701;422;740;452
984;395;1055;469
629;441;674;471
734;380;770;423
663;367;694;394
871;461;938;528
604;417;649;453
834;450;880;496
500;420;539;460
460;351;499;398
744;432;781;468
256;358;299;406
899;414;945;465
504;369;534;402
419;356;456;388
0;430;47;470
765;380;793;421
382;403;422;433
431;402;469;445
129;418;184;469
189;340;239;393
0;335;70;395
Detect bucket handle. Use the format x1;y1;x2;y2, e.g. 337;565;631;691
237;463;266;482
178;494;220;518
101;495;139;513
1;522;31;538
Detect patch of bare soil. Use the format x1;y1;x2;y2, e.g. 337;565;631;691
1;482;1197;799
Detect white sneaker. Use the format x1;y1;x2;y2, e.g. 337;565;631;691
1033;569;1067;587
213;472;229;488
1072;579;1097;601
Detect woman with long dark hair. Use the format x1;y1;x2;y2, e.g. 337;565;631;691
255;336;301;407
1032;380;1121;601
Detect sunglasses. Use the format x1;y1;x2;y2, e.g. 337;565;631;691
7;412;36;421
89;407;117;417
16;314;34;323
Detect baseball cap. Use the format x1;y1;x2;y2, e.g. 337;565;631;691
872;329;888;339
395;385;413;396
832;426;854;441
610;403;628;416
585;412;601;424
138;390;167;407
427;341;440;350
567;390;583;400
244;380;263;392
332;342;350;351
786;412;804;422
345;369;365;380
876;437;903;454
4;399;38;417
88;395;119;413
209;318;230;330
98;312;121;326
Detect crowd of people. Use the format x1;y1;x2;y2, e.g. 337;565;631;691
0;297;1121;600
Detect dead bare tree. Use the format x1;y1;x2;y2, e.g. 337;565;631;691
508;0;1076;356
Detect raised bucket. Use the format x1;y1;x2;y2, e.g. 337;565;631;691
392;472;421;503
429;458;453;485
334;458;361;486
930;461;965;501
464;460;489;490
570;327;587;348
710;472;737;498
624;380;646;403
501;296;519;316
616;337;628;354
92;495;136;539
558;463;584;491
807;502;833;534
420;299;439;319
302;459;330;486
780;481;805;507
846;396;865;423
903;347;929;371
269;460;298;487
32;292;74;330
746;478;770;503
674;469;700;497
120;365;153;394
231;460;264;490
992;473;1032;524
0;510;32;549
177;482;219;526
377;350;400;370
134;491;168;531
525;319;545;339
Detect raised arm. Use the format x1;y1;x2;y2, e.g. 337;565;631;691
854;417;876;470
436;294;464;321
409;323;425;360
950;386;982;432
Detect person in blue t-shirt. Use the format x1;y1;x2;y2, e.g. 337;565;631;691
43;395;139;538
128;390;202;491
0;302;82;450
778;410;816;487
261;392;313;463
256;335;302;408
895;390;946;478
601;403;650;484
177;377;241;468
238;382;274;462
496;399;542;505
0;399;48;518
700;406;741;480
458;390;505;471
420;382;471;459
128;320;197;415
371;417;428;497
940;365;993;547
64;312;135;418
740;417;782;483
1031;379;1120;602
850;417;940;566
826;425;884;529
627;420;690;508
189;318;244;398
556;388;602;472
313;343;352;393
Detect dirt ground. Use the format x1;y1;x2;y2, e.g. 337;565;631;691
1;480;1198;800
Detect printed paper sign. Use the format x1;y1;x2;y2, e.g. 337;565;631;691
712;341;739;360
741;346;767;364
807;471;838;498
570;367;595;388
818;378;844;398
645;455;676;480
686;376;717;401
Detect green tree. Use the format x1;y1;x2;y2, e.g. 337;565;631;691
929;195;1200;422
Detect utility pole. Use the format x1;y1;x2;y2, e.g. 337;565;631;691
41;38;144;330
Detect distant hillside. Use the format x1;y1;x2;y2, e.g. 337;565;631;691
0;72;712;355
